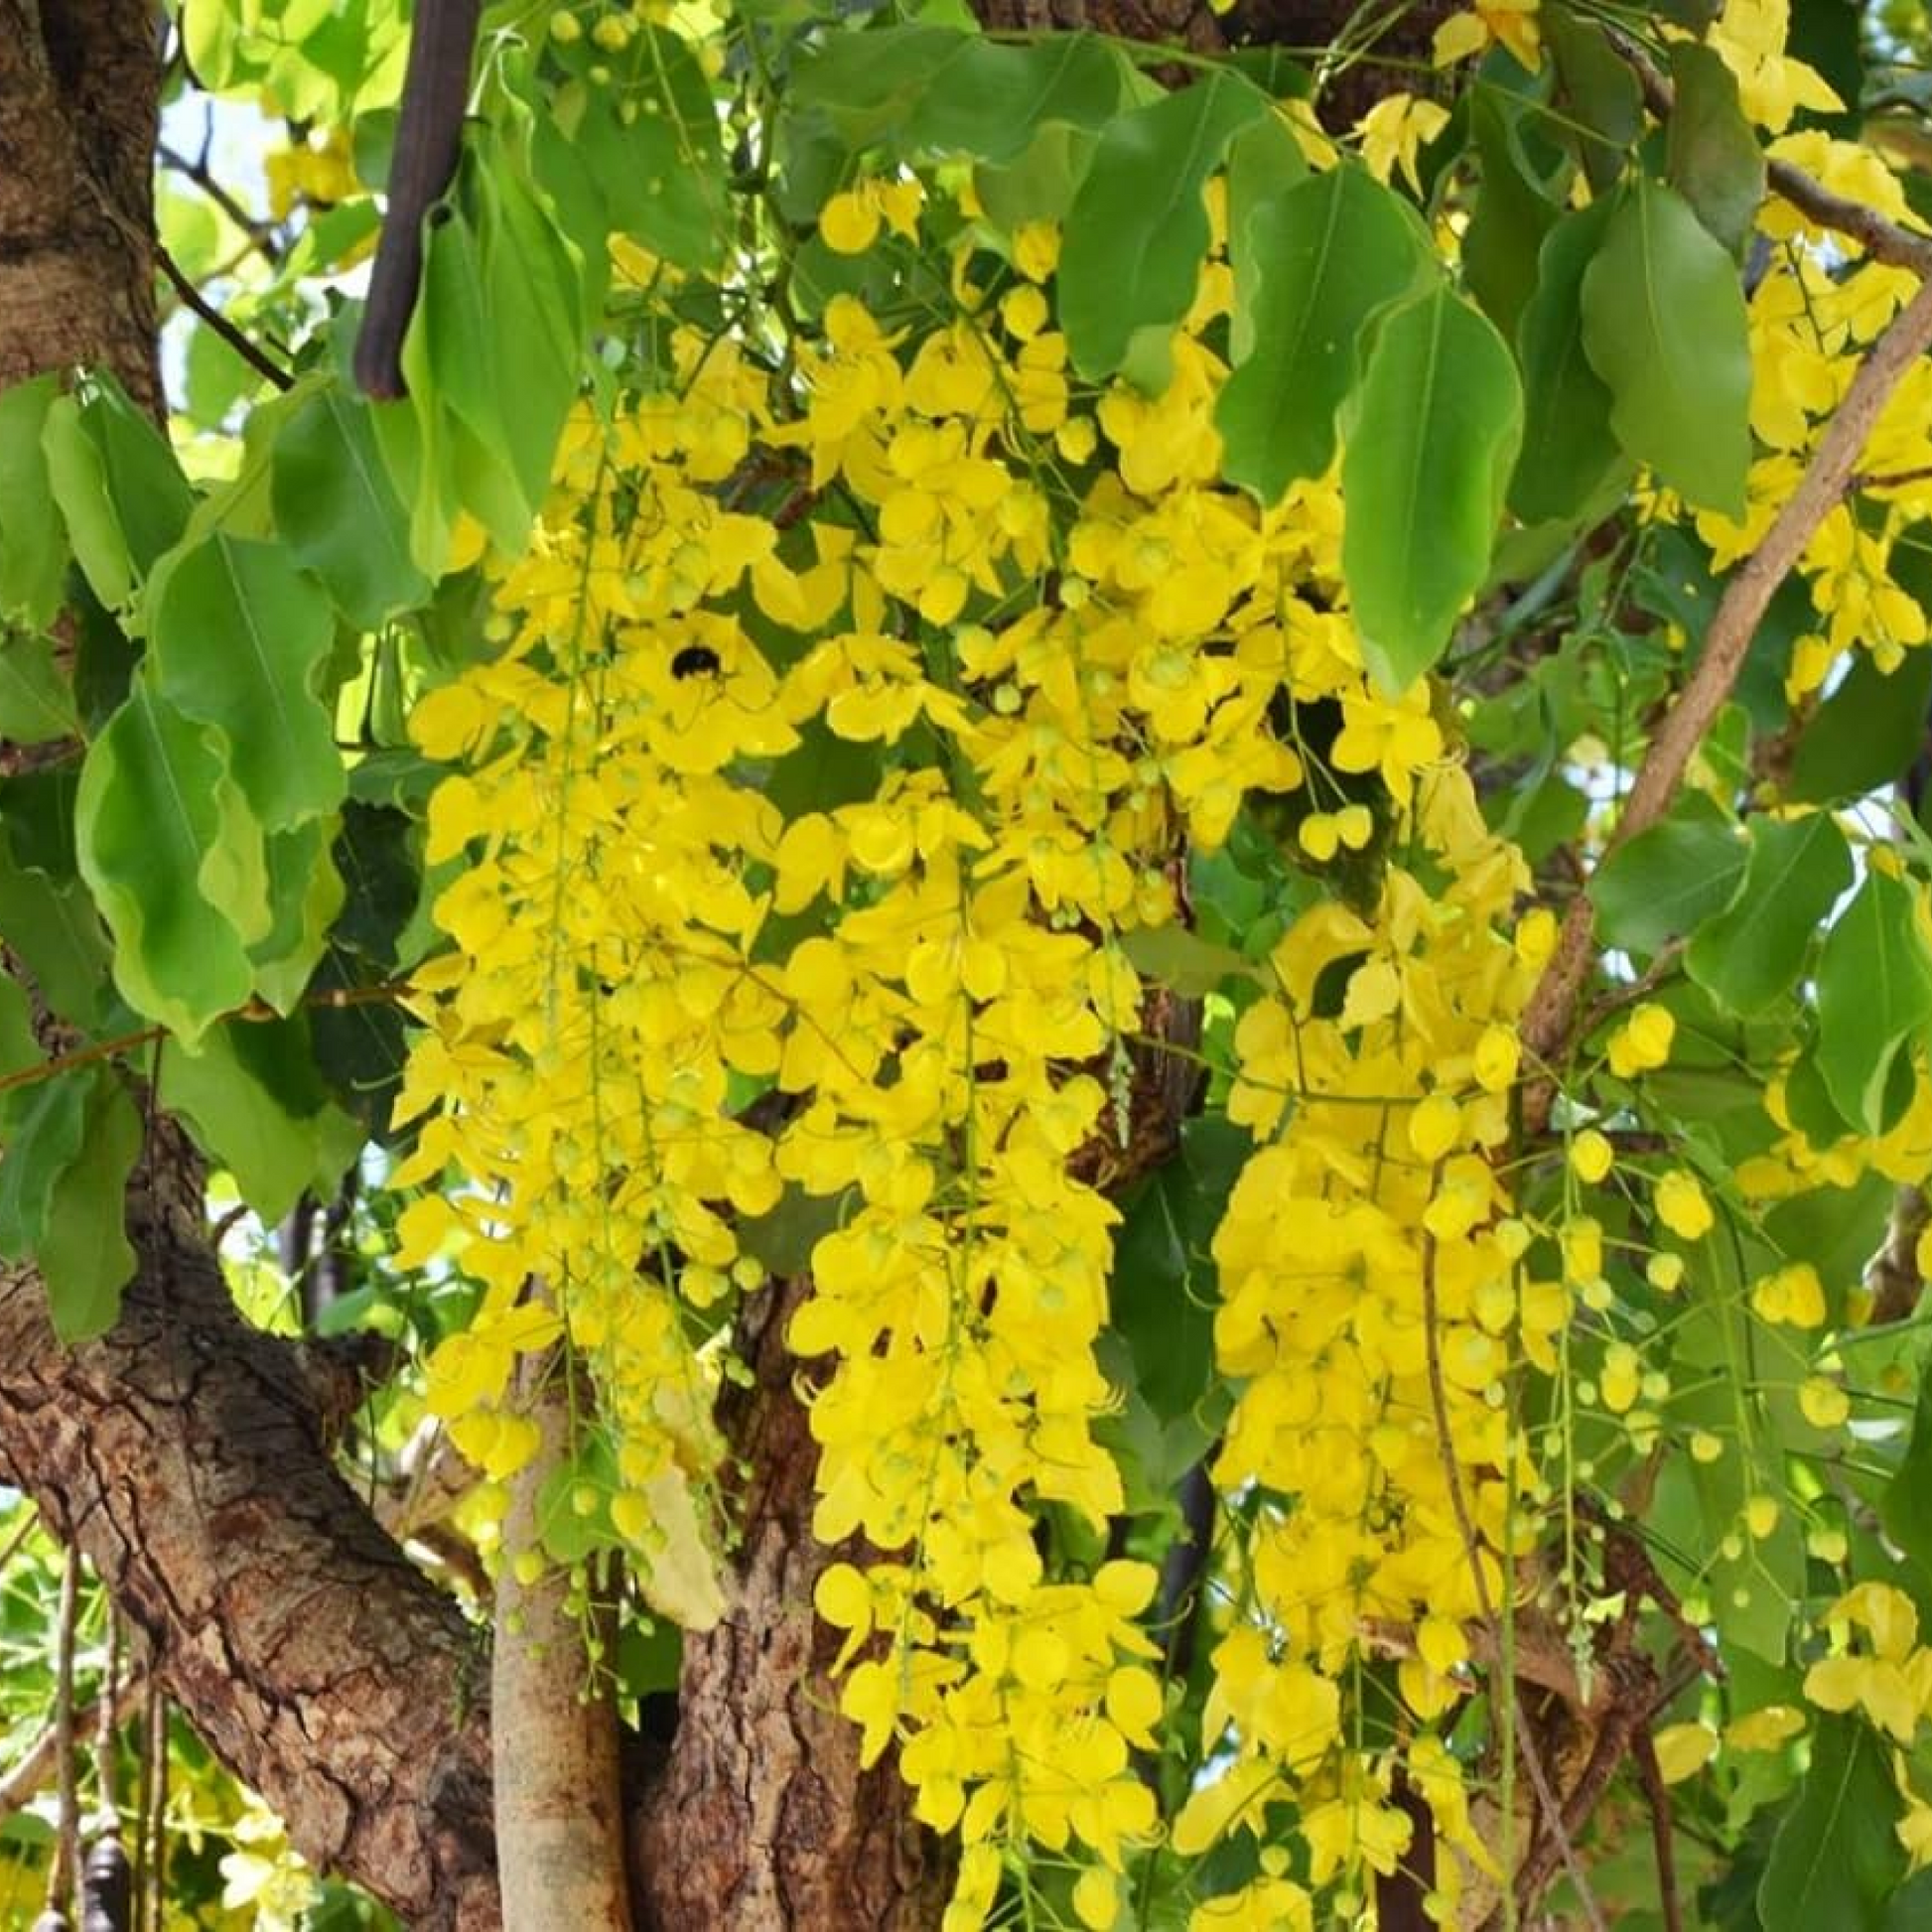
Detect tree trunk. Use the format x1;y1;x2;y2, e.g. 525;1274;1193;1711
632;1282;946;1932
0;1125;501;1930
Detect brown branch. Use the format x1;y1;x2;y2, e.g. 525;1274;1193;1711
1611;31;1932;272
152;240;293;392
156;142;282;265
1522;271;1932;1075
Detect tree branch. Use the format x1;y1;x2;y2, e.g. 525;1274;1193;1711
1610;30;1932;273
1522;271;1932;1074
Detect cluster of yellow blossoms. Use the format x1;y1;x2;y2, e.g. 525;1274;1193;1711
386;0;1932;1916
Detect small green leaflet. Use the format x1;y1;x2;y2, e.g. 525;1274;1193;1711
1341;286;1523;694
1685;813;1851;1015
1058;72;1271;380
1588;795;1745;955
270;385;430;629
1580;177;1752;516
149;533;345;833
1814;870;1932;1133
1218;164;1427;502
1510;197;1632;524
74;682;258;1043
1758;1716;1906;1932
1667;44;1766;258
0;375;68;627
38;1075;141;1343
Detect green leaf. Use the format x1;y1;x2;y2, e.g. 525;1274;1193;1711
1815;870;1932;1132
1341;286;1524;693
1581;177;1752;516
1587;795;1746;954
39;1075;140;1343
1218;165;1428;501
0;980;38;1087
0;1074;90;1256
1462;93;1563;344
249;817;347;1014
1059;73;1271;380
910;35;1131;163
270;385;431;629
1544;3;1643;192
1668;44;1767;256
0;846;109;1031
740;1181;855;1276
1223;114;1310;364
550;27;726;268
0;375;68;627
791;28;1127;164
159;1019;361;1224
0;632;78;743
41;395;134;611
74;682;257;1043
411;154;584;553
1758;1716;1906;1932
1510;197;1634;523
149;534;345;832
1685;813;1851;1015
1881;1363;1932;1611
1119;926;1268;998
1111;1118;1246;1424
1789;644;1932;803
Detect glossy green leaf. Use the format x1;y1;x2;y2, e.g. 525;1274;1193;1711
1880;1363;1932;1611
1218;165;1427;501
1112;1118;1246;1424
150;534;344;833
1544;4;1643;191
41;394;135;610
1759;1716;1906;1932
792;28;1126;163
0;980;37;1088
1059;73;1272;380
1223;113;1310;365
0;632;78;743
1685;813;1851;1015
1668;44;1767;256
1341;286;1524;693
1510;197;1634;523
160;1019;361;1224
1581;177;1752;516
1789;644;1932;803
912;35;1131;162
39;1074;140;1342
1815;870;1932;1132
1462;93;1562;344
0;375;68;627
270;385;430;629
44;375;196;613
0;1074;90;1256
405;156;585;555
249;818;347;1015
552;26;726;268
74;682;257;1043
1587;795;1745;954
0;846;109;1031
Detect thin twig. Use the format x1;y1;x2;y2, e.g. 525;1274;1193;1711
0;1502;40;1576
1419;1207;1608;1932
47;1546;79;1917
1523;271;1932;1075
156;142;283;265
152;242;294;391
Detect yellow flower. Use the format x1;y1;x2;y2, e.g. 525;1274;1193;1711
1654;1171;1714;1240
